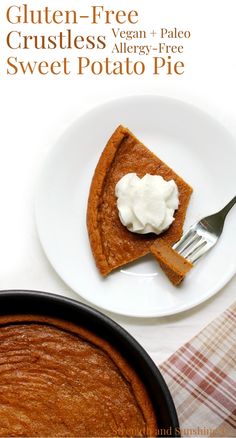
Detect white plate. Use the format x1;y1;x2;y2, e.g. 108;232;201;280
35;95;236;317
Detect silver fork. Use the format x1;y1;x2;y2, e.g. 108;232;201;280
173;196;236;264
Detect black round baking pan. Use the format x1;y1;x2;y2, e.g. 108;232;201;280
0;290;179;437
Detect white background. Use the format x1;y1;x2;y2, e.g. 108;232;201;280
0;0;235;364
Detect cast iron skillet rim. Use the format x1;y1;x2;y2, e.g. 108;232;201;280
0;289;180;437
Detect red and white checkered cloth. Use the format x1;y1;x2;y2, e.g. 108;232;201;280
160;302;236;437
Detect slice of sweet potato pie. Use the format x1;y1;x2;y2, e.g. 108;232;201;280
87;125;193;281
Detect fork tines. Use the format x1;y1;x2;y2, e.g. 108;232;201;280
173;227;208;263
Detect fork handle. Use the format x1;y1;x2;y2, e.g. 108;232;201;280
219;196;236;219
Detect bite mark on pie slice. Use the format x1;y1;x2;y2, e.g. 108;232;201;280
87;125;193;276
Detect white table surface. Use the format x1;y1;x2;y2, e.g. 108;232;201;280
0;0;235;366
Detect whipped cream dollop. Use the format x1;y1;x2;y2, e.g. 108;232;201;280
115;173;179;235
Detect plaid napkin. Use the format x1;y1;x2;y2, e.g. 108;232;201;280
160;302;236;437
